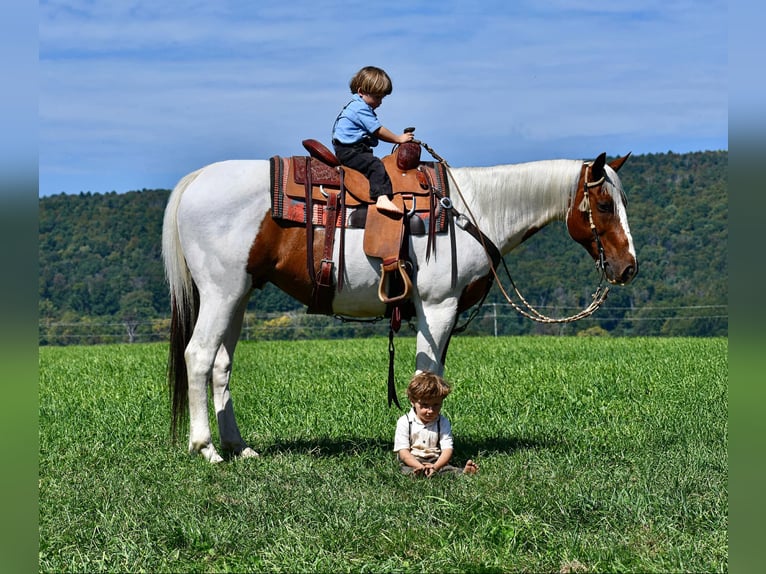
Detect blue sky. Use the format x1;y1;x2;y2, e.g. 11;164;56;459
38;0;728;197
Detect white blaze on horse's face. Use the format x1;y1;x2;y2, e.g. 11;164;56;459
608;171;637;265
601;166;638;285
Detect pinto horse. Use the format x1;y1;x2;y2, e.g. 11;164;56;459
162;150;637;462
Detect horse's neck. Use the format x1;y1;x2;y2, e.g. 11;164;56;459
451;160;581;254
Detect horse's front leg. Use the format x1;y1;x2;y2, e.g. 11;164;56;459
414;297;459;375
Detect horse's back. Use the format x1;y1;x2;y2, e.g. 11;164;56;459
180;159;271;207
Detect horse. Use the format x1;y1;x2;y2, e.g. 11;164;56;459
162;149;637;462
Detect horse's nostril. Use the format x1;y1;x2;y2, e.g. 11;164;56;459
622;264;637;283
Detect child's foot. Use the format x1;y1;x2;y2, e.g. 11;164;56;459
463;460;479;474
375;195;403;216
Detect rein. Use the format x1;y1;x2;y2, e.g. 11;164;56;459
417;140;610;324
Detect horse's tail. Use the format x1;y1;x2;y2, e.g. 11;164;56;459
162;169;203;441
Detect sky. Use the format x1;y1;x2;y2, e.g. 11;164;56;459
38;0;728;197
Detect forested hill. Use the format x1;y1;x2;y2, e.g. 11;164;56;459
39;150;727;344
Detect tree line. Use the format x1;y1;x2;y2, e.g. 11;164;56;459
38;150;727;344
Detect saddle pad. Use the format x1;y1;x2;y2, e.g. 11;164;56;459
270;156;343;227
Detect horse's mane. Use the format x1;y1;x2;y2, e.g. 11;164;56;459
455;159;583;224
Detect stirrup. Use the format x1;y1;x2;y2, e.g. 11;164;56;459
377;259;413;304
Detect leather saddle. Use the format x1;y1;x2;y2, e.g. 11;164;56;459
270;139;450;314
292;139;434;213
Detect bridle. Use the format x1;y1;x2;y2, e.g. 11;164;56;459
419;140;611;325
579;161;608;274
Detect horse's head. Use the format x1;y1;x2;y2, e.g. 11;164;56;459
566;152;638;285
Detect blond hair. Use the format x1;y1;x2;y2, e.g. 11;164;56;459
406;372;452;404
349;66;393;96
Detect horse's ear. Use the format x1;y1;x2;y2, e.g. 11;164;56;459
609;152;632;173
592;152;607;179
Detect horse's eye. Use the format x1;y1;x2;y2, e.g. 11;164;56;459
597;202;613;214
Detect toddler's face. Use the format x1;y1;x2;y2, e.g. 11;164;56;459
359;91;385;109
413;399;443;424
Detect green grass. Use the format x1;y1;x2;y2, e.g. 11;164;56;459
39;336;727;573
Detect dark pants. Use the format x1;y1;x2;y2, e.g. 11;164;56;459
333;141;392;199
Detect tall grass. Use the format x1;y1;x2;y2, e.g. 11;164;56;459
39;337;727;573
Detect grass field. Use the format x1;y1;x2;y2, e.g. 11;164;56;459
39;336;727;573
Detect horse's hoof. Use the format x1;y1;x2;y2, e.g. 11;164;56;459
222;443;260;459
238;447;260;459
199;444;224;463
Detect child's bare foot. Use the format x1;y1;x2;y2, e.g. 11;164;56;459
463;459;479;474
375;195;402;215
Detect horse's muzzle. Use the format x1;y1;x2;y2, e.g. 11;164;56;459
606;260;638;285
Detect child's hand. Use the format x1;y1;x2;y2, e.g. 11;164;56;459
421;463;436;478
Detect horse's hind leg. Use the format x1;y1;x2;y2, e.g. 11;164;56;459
212;296;258;458
185;295;245;463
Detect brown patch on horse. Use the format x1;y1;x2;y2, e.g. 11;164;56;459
567;154;609;253
457;274;494;314
246;212;321;306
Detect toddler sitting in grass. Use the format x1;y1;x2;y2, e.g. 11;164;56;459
394;372;479;477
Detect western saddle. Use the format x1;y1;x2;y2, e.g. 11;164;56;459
269;138;451;316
